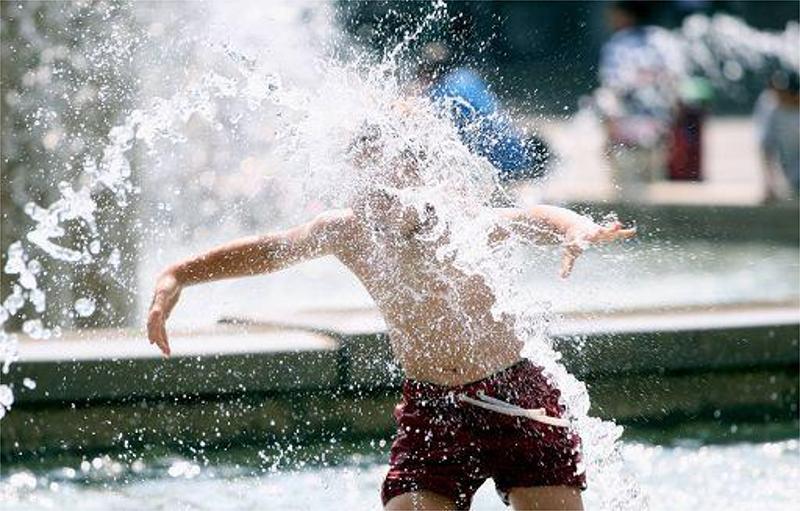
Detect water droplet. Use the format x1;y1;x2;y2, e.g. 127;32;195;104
22;319;45;339
74;297;96;317
0;384;14;407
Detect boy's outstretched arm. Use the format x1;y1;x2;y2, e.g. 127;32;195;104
147;209;354;356
496;205;636;278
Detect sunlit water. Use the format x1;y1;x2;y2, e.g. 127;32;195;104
2;2;799;510
1;439;798;510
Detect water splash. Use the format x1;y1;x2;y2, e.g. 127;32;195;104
679;13;799;85
3;2;797;509
1;2;636;508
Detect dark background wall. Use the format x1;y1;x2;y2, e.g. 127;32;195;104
338;0;800;114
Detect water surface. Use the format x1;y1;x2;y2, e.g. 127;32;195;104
2;438;797;510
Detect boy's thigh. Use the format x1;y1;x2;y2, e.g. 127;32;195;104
384;491;458;511
507;485;584;511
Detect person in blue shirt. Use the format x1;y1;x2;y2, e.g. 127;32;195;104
416;43;551;183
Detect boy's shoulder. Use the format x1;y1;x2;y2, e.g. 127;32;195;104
313;208;356;227
309;208;361;241
309;209;365;257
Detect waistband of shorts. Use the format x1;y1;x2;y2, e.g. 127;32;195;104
402;358;534;401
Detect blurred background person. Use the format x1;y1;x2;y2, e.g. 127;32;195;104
415;42;551;187
754;68;800;201
666;75;713;182
665;0;713;183
595;0;681;201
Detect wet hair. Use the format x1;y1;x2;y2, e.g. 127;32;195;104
347;119;428;190
416;41;453;80
348;119;424;160
347;121;384;157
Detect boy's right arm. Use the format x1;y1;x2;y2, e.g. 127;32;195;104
147;209;354;356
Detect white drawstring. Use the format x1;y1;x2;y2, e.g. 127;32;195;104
458;390;570;428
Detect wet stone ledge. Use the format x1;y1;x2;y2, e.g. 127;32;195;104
566;202;800;244
2;304;798;460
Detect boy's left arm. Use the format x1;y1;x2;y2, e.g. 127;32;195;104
495;205;636;278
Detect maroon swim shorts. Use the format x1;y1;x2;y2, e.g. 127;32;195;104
381;359;586;509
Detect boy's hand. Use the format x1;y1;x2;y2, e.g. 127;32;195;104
560;220;636;278
147;271;182;356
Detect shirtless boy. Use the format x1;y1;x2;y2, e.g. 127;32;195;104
146;124;635;510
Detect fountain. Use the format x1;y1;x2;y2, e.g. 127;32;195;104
1;1;798;510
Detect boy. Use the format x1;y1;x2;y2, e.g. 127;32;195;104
147;124;634;510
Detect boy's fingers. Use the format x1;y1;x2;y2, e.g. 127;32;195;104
147;319;157;345
149;322;161;347
595;225;636;242
158;322;167;351
147;309;162;345
560;254;575;278
605;227;635;241
155;324;170;357
146;309;171;356
560;244;582;278
160;326;171;357
561;224;635;277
